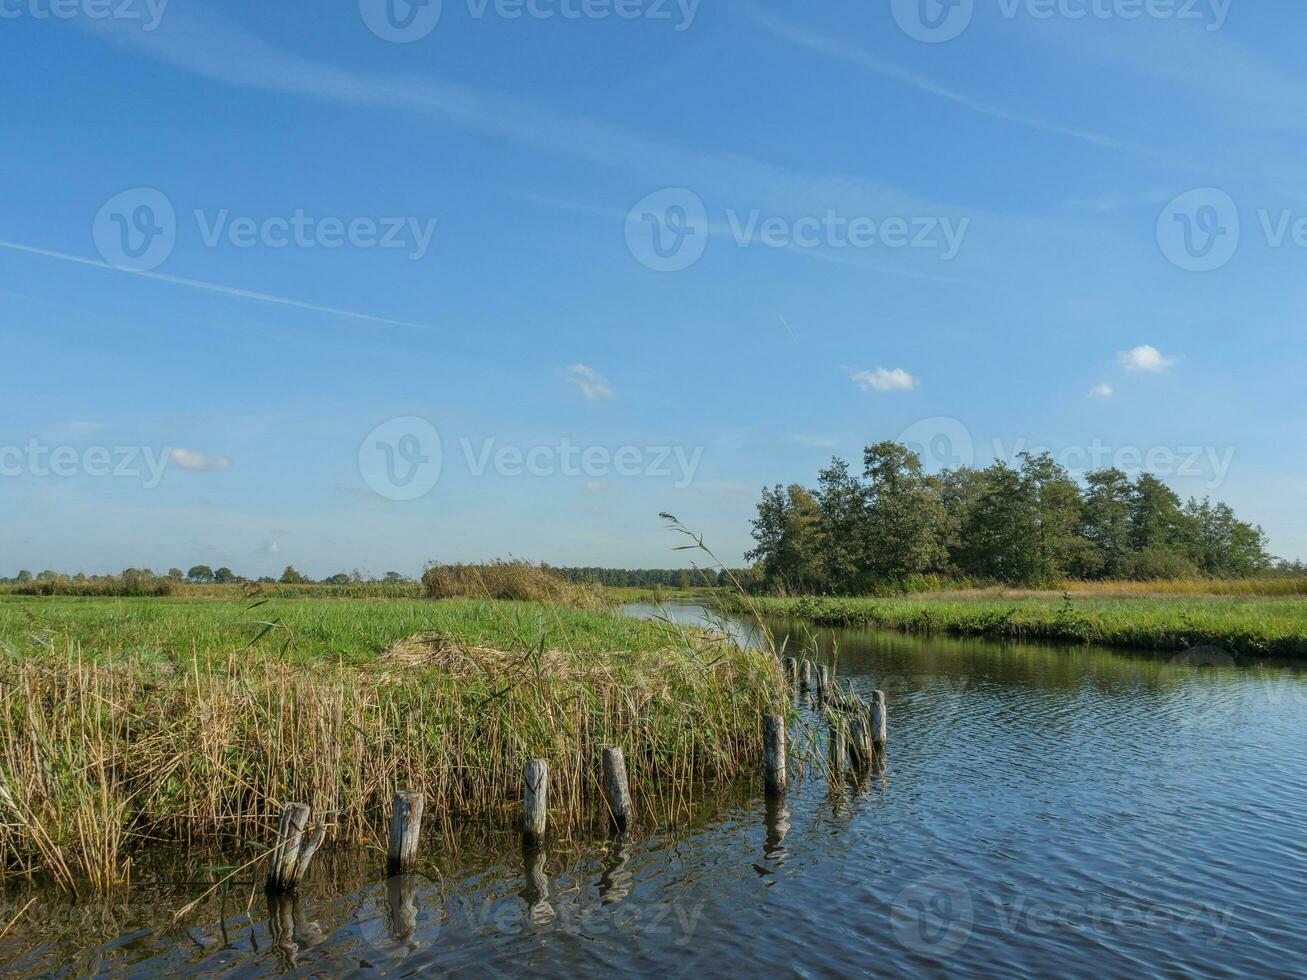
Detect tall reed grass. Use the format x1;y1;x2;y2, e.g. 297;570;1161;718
0;620;784;893
422;561;605;607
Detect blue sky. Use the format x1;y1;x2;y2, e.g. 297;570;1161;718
2;0;1305;577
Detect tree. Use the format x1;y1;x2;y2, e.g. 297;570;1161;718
167;568;184;581
1079;469;1133;578
322;572;350;585
861;442;945;581
816;458;866;591
214;567;237;584
187;565;214;583
1019;452;1086;582
383;571;406;583
15;570;32;583
959;461;1039;583
746;484;824;592
1128;474;1187;553
280;565;307;584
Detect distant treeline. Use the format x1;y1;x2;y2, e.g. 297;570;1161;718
0;565;415;596
748;441;1282;594
549;567;744;589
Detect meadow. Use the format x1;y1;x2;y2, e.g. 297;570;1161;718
0;594;785;893
732;591;1307;659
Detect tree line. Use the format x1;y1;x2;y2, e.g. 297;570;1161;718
1;566;414;586
747;441;1277;593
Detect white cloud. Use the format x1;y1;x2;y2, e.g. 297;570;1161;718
1090;383;1114;398
1119;345;1175;373
263;540;280;555
563;364;614;400
851;367;918;393
169;448;233;471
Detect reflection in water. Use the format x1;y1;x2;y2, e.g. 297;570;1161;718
5;604;1307;976
599;835;634;905
763;797;789;862
386;873;419;948
519;844;555;926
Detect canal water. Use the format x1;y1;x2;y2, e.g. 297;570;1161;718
4;603;1306;977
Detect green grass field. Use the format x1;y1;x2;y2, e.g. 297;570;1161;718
0;594;686;665
731;593;1307;659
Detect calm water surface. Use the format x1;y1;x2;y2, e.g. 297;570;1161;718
5;603;1306;977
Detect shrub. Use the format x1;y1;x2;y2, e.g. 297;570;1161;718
421;561;605;607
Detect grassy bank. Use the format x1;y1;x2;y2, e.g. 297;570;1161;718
727;593;1307;659
0;596;785;892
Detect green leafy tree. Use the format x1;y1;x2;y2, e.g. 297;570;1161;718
214;567;237;584
280;566;307;584
861;442;945;581
1078;469;1134;578
167;568;184;581
187;565;214;583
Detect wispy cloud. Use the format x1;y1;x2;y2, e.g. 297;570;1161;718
0;240;438;332
563;364;615;400
851;367;918;393
1090;383;1114;398
1119;345;1175;373
169;448;232;471
785;434;838;448
742;6;1194;170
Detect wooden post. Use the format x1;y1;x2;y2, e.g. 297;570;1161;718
762;714;787;797
387;790;425;875
267;802;323;894
783;656;797;684
800;659;814;692
817;664;831;706
828;722;847;775
523;759;549;844
601;746;632;833
870;690;887;749
849;711;872;769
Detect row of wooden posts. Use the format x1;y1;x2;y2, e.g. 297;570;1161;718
762;656;888;797
266;662;886;893
266;747;636;893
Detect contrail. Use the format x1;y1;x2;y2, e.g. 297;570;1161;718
0;239;439;332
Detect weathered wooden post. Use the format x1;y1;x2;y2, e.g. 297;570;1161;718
871;690;887;749
849;710;872;769
387;790;425;875
800;659;814;692
828;722;847;776
523;759;549;844
266;802;325;894
762;714;787;797
601;746;632;833
817;665;831;706
783;656;797;684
